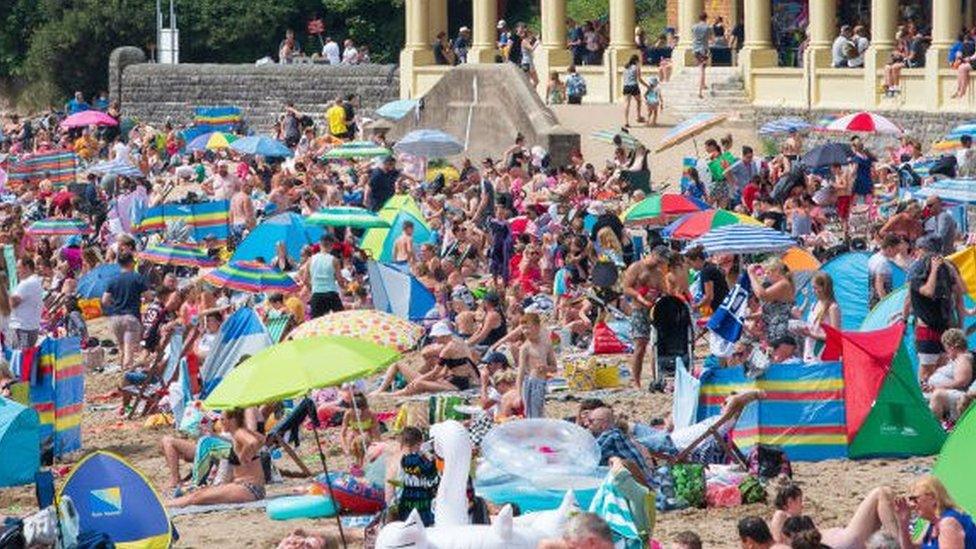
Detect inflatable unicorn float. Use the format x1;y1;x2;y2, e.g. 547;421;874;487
375;420;577;549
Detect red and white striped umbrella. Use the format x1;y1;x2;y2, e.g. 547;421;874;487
823;111;902;135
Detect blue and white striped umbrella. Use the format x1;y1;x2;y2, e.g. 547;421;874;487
87;157;144;179
691;225;797;255
393;129;464;158
912;179;976;205
759;117;812;135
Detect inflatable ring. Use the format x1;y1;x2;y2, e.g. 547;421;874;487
266;495;337;520
480;418;601;479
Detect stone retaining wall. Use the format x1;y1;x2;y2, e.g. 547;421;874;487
111;48;399;131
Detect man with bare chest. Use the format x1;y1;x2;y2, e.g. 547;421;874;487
622;252;665;389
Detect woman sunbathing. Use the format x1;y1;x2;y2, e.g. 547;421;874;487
168;409;266;508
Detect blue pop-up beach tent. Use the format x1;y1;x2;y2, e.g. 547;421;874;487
232;212;323;265
367;261;436;321
795;252;905;330
0;397;40;487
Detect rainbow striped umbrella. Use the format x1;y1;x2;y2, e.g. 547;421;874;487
186;131;238;152
203;260;299;294
137;242;219;268
27;218;93;236
662;209;761;240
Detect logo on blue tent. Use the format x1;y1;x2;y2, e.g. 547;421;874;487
89;487;122;516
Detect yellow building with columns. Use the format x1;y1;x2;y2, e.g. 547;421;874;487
400;0;976;113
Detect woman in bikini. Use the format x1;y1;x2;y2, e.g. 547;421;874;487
168;409;266;507
389;321;479;396
340;392;380;470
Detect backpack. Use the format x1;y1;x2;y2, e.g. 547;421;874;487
748;444;793;479
738;476;768;504
566;74;587;97
671;463;706;508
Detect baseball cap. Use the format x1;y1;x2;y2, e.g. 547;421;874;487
481;351;510;367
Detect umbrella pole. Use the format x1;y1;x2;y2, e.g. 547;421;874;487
311;424;348;548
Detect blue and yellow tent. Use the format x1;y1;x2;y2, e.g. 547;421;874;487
59;451;172;549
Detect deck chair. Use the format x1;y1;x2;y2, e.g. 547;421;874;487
265;311;294;344
264;398;317;478
665;390;763;468
124;326;201;418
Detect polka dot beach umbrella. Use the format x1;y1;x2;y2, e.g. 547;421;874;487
823;111;902;135
621;193;709;226
136;242;219;268
203;260;298;294
186;131;238;152
288;309;424;352
27;217;93;236
662;209;761;240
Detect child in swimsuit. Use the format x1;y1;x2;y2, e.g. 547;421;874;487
340;393;380;470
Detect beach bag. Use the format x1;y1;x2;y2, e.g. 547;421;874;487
428;395;465;424
748;444;792;479
738;476;768;504
592;322;628;355
671;464;706;508
21;507;57;548
706;483;742;508
564;355;596;391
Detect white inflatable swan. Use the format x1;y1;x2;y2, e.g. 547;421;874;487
374;491;577;549
430;420;472;527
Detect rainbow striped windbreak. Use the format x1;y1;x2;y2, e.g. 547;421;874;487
697;362;847;461
194;106;242;133
29;337;83;457
7;150;79;186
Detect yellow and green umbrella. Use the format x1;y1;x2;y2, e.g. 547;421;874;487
306;206;390;229
203;336;400;410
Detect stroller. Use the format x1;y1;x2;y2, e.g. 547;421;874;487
651;295;694;380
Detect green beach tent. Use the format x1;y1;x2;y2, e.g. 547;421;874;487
935;405;976;514
360;195;432;262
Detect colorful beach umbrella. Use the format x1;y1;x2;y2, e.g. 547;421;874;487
621;193;708;225
375;99;419;120
87;157;144;179
591;129;642;150
655;112;729;153
306;206;390;229
186;132;238;152
203;336;400;410
137;242;219;268
229;135;294;158
393;129;464;158
289;309;423;352
759;117;812;135
690;225;796;255
321;142;392;160
27;218;92;236
59;111;119;129
662;209;760;240
823;111;902;135
203;260;298;294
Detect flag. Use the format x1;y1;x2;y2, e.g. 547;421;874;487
199;307;273;395
7;150;78;186
706;270;752;357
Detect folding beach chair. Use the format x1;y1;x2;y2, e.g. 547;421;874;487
670;390;762;468
265;312;294;344
264;398;317;478
124;326;200;418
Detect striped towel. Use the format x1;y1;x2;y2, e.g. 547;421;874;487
588;470;649;549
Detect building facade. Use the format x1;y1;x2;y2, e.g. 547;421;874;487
401;0;976;113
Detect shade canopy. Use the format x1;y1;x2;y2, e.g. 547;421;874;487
289;309;424;352
27;218;93;236
823;111;902;135
759;117;812;135
801;142;853;168
662;209;760;239
203;336;400;409
621;193;708;225
186;132;238;152
60;111;118;129
321;142;392;160
655;112;728;153
375;99;419;120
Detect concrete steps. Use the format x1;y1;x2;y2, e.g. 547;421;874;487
659;66;754;125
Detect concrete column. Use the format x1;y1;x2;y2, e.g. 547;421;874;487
537;0;572;96
605;0;640;98
468;0;498;63
864;0;897;107
967;0;975;29
673;0;705;68
804;0;835;69
926;0;957;109
400;0;435;98
740;0;777;97
429;0;448;39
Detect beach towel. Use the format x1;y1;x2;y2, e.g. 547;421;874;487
706;271;751;357
588;468;653;549
672;359;699;429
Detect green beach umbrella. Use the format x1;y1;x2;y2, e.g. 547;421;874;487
203;336;400;410
306;206;391;229
321;142;392;160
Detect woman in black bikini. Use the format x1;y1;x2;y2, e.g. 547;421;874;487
390;321;479;396
168;409;266;508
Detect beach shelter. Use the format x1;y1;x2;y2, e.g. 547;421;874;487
783;247;821;300
822;323;946;458
367;261;436;321
360;195;432;262
232;212;322;264
795;252;905;330
0;397;40;488
77;263;122;319
935;406;976;514
200;307;273;395
59;451;172;549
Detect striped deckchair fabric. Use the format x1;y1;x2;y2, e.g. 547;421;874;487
697;362;847;461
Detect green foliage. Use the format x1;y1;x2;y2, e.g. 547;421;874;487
320;0;404;63
0;0;51;78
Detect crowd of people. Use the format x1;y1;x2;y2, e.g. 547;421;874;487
2;48;976;545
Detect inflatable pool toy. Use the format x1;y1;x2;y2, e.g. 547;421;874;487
480;418;600;480
375;491;576;549
475;466;606;512
430;420;473;526
266;495;337;520
316;472;385;514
